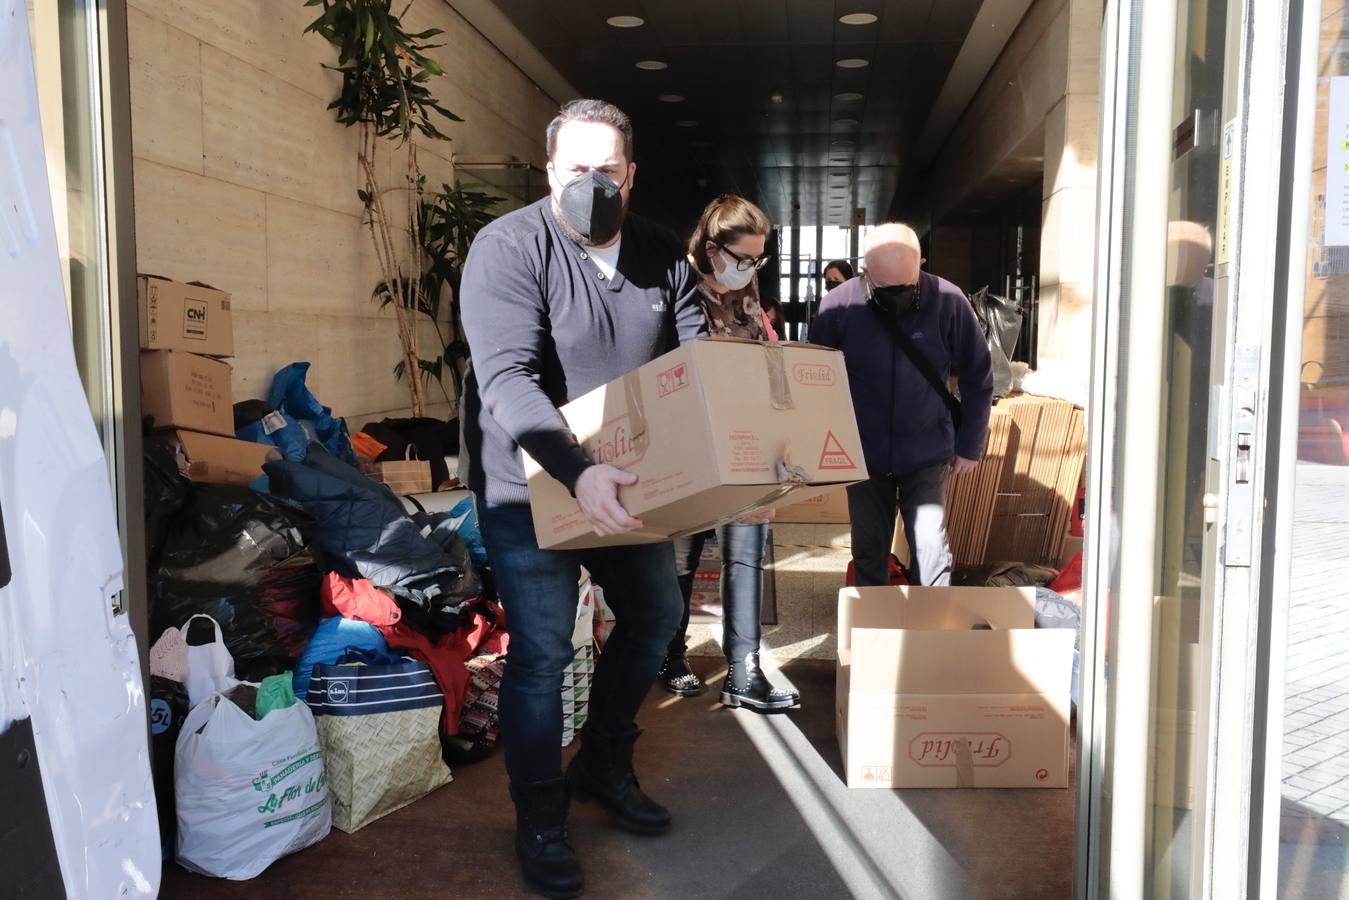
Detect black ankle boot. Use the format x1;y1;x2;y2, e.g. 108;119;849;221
720;652;800;711
658;654;705;697
566;726;671;835
511;778;584;898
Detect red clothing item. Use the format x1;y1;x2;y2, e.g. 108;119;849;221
320;573;507;736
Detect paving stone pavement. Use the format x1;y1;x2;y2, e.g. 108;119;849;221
1283;462;1349;824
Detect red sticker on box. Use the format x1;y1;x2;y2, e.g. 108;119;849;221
818;430;857;470
657;362;689;398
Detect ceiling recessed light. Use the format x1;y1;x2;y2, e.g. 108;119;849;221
835;58;869;69
834;92;864;102
636;60;668;71
833;118;860;128
658;93;685;103
676;119;698;128
839;12;879;25
607;15;645;27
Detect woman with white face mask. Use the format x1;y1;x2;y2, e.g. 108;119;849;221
659;194;801;712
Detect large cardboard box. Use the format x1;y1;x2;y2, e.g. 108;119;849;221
525;337;867;550
140;350;234;437
137;274;233;357
836;585;1074;789
161;430;274;485
773;485;851;524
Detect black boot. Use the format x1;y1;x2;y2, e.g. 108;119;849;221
658;654;705;697
511;778;584;898
720;652;800;711
566;725;671;835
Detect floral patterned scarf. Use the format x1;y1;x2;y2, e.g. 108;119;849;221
695;274;770;341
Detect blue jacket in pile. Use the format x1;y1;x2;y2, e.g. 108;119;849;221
809;271;994;478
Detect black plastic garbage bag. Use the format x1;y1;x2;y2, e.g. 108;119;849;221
150;485;322;680
968;287;1023;398
265;444;466;599
143;442;191;569
149;675;189;858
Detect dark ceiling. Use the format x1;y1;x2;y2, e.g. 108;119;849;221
489;0;983;234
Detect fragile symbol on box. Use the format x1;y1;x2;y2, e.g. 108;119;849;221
657;362;689;397
818;430;857;470
909;732;1010;767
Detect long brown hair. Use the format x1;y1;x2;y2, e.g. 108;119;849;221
687;194;773;274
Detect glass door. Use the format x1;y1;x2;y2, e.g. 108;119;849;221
1081;0;1295;894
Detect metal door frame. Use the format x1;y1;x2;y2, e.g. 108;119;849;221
28;0;146;666
1078;0;1306;895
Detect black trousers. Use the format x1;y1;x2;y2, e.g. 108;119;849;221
846;464;953;587
669;522;768;662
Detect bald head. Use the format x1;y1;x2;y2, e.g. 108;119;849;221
863;223;924;287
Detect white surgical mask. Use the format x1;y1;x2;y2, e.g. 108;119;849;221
714;251;755;290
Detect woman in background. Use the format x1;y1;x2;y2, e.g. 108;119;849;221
658;194;801;712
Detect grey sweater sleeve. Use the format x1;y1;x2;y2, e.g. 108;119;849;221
460;233;593;492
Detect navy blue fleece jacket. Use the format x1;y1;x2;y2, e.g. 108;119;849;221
809;270;993;477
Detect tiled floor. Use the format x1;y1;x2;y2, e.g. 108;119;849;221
1283;463;1349;823
1280;462;1349;898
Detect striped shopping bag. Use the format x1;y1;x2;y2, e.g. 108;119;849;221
307;655;451;833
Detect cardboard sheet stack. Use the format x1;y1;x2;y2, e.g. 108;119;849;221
946;395;1086;568
137;274;274;485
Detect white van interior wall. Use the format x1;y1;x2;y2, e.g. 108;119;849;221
126;0;561;431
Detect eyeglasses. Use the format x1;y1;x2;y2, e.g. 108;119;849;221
717;243;772;272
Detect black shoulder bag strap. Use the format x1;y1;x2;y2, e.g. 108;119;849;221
870;306;963;429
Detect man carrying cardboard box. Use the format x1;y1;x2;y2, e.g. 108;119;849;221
811;224;994;587
460;99;705;899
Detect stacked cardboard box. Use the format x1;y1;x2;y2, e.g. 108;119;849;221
946;395;1086;568
137;274;274;485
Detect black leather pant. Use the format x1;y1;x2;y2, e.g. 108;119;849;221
669;522;768;663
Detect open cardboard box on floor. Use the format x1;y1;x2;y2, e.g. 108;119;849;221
525;337;867;550
836;585;1074;789
161;430;275;486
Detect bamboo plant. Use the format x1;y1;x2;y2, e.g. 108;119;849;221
375;179;502;402
305;0;461;416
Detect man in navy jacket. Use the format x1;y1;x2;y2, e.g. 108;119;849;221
810;223;993;587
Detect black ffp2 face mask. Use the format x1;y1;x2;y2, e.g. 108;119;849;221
557;169;627;245
867;280;920;319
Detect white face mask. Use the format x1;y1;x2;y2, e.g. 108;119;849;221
714;250;755;290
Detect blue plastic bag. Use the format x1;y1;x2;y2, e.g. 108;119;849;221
428;496;488;572
269;363;356;465
293;616;388;700
237;409;309;462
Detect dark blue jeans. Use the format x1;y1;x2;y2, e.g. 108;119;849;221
670;522;768;662
477;501;685;786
